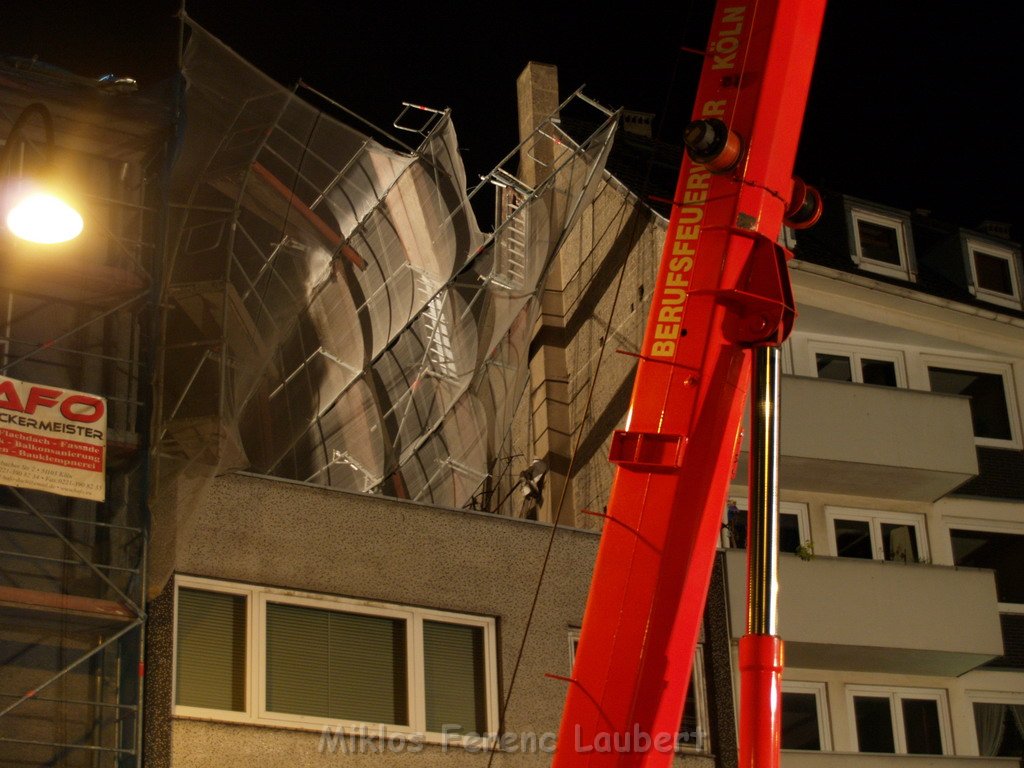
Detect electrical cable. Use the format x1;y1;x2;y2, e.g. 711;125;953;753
482;15;701;756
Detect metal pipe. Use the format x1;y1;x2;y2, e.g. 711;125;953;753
0;505;143;532
0;292;147;374
0;549;139;573
134;534;148;768
9;489;144;616
746;344;781;635
0;619;143;719
739;344;784;768
0;737;133;754
0;693;135;710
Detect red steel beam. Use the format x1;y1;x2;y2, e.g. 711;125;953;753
553;2;825;768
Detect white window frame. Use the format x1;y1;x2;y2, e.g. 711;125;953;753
567;630;709;754
848;206;914;281
173;576;499;743
254;591;420;734
965;236;1022;310
781;680;832;752
779;337;795;375
678;644;710;754
966;690;1024;757
806;340;907;388
172;577;256;724
568;627;580;669
825;506;930;563
921;356;1021;449
721;497;810;553
947;521;1024;615
846;685;951;755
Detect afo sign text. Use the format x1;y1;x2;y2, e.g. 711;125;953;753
0;376;107;501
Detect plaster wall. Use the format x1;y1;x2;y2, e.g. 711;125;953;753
144;472;716;768
555;178;665;527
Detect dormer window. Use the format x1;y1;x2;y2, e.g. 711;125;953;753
846;201;915;281
857;217;901;265
965;236;1021;309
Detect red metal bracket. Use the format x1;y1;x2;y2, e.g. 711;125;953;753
608;430;685;471
689;234;796;346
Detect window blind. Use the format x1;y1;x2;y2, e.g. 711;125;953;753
423;620;486;734
265;602;408;725
175;588;246;711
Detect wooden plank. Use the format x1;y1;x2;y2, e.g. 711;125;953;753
0;585;133;620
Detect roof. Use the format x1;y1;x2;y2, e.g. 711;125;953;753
0;56;172;162
793;190;1024;322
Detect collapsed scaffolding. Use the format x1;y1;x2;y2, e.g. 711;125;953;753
151;19;619;587
0;58;165;766
1;13;626;766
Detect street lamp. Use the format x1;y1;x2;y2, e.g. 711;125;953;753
1;102;83;244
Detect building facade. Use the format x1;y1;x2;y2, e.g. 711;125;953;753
0;58;165;766
2;23;1022;768
514;61;1024;765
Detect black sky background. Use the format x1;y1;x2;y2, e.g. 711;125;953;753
3;1;1020;240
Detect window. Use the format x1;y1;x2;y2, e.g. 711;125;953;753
951;529;1024;604
678;645;709;753
926;361;1019;446
808;341;906;388
857;219;902;265
174;577;498;739
175;586;248;712
847;205;914;280
817;353;896;386
782;681;830;751
826;507;928;563
966;236;1021;309
722;498;809;555
847;687;950;755
972;700;1024;756
568;629;709;753
951;529;1024;669
262;601;410;726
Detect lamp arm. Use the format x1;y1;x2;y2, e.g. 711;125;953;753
0;102;55;173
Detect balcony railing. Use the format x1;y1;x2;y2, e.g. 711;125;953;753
782;752;1016;768
723;549;1003;675
736;375;978;501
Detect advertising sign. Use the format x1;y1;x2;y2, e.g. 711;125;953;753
0;376;106;501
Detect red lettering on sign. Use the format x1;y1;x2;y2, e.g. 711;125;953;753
0;380;104;423
24;387;61;415
60;395;105;424
0;381;24;412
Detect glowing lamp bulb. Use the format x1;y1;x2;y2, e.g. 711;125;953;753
6;192;84;244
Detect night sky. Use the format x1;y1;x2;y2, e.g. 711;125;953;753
3;1;1020;240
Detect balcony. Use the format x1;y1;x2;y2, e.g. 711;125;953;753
724;549;1003;676
736;375;978;501
782;753;1013;768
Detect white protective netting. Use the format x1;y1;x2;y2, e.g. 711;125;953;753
151;19;615;585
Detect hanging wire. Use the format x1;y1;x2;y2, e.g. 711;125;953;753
484;210;637;768
480;0;718;756
483;67;697;768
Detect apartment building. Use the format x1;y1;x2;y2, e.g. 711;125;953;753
2;19;1021;768
516;59;1024;764
756;194;1024;762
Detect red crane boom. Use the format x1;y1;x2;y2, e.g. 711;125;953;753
552;2;826;767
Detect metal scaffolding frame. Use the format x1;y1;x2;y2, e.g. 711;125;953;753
150;19;619;579
0;16;625;766
0;57;164;767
